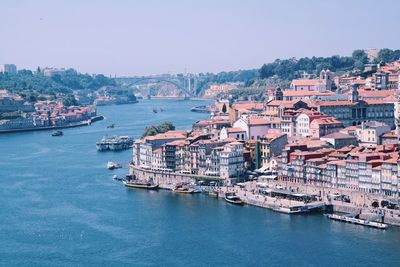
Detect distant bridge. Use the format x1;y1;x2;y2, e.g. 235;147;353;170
118;76;196;97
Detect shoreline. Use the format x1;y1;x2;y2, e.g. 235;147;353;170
147;96;210;100
0;115;104;134
129;165;400;227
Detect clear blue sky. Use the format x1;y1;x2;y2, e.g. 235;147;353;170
1;0;400;76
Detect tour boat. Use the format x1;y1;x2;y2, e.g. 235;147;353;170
225;192;244;205
96;136;133;151
51;130;63;136
123;180;159;190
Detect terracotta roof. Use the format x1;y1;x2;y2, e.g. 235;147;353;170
321;132;356;139
248;117;281;126
145;132;186;141
311;117;342;126
283;90;333;97
342;126;357;131
327;160;346;166
305;140;331;148
232;102;264;110
226;127;246;133
317;101;357;107
263;132;286;141
165;140;188;146
382;132;398;138
267;100;306;108
358;89;399;99
291;79;319;86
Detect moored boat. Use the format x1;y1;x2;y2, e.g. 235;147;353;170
123;180;159;190
107;124;115;128
51;130;63;136
173;183;194;194
225;192;244;205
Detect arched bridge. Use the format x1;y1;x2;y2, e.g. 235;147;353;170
119;76;195;97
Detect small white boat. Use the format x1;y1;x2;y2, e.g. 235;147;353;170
107;161;122;170
225;193;244;205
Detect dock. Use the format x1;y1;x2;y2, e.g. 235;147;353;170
326;213;388;229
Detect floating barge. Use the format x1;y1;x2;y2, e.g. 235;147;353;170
325;213;388;229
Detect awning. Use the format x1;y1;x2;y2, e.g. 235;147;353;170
259;175;277;180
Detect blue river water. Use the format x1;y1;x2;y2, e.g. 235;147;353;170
1;99;400;267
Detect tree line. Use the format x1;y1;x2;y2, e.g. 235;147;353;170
0;68;116;101
259;48;400;80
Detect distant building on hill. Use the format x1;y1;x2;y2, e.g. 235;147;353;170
43;68;67;77
364;48;380;62
290;70;333;92
0;64;17;74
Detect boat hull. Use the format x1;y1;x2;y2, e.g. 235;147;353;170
123;181;159;190
173;189;194;194
225;198;244;205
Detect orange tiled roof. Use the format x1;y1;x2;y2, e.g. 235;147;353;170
291;79;319;86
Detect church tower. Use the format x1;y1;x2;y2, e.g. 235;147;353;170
350;84;359;102
319;69;332;91
274;87;283;100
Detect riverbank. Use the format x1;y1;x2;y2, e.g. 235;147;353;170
149;96;210;100
129;165;400;226
0;115;104;134
2;100;400;266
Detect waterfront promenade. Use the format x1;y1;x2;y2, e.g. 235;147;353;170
130;164;400;226
0;115;104;134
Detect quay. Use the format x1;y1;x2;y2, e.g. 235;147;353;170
0;115;104;134
129;164;400;227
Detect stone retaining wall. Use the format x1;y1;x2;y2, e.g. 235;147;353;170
129;165;222;189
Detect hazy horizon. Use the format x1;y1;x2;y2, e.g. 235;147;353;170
1;0;400;76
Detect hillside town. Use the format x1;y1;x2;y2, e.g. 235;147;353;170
0;89;98;132
129;60;400;223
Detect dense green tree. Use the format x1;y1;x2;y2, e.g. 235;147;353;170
257;49;400;80
0;68;116;101
141;122;175;138
376;48;400;63
62;94;79;106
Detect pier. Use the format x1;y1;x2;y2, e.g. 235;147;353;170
326;213;388;229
